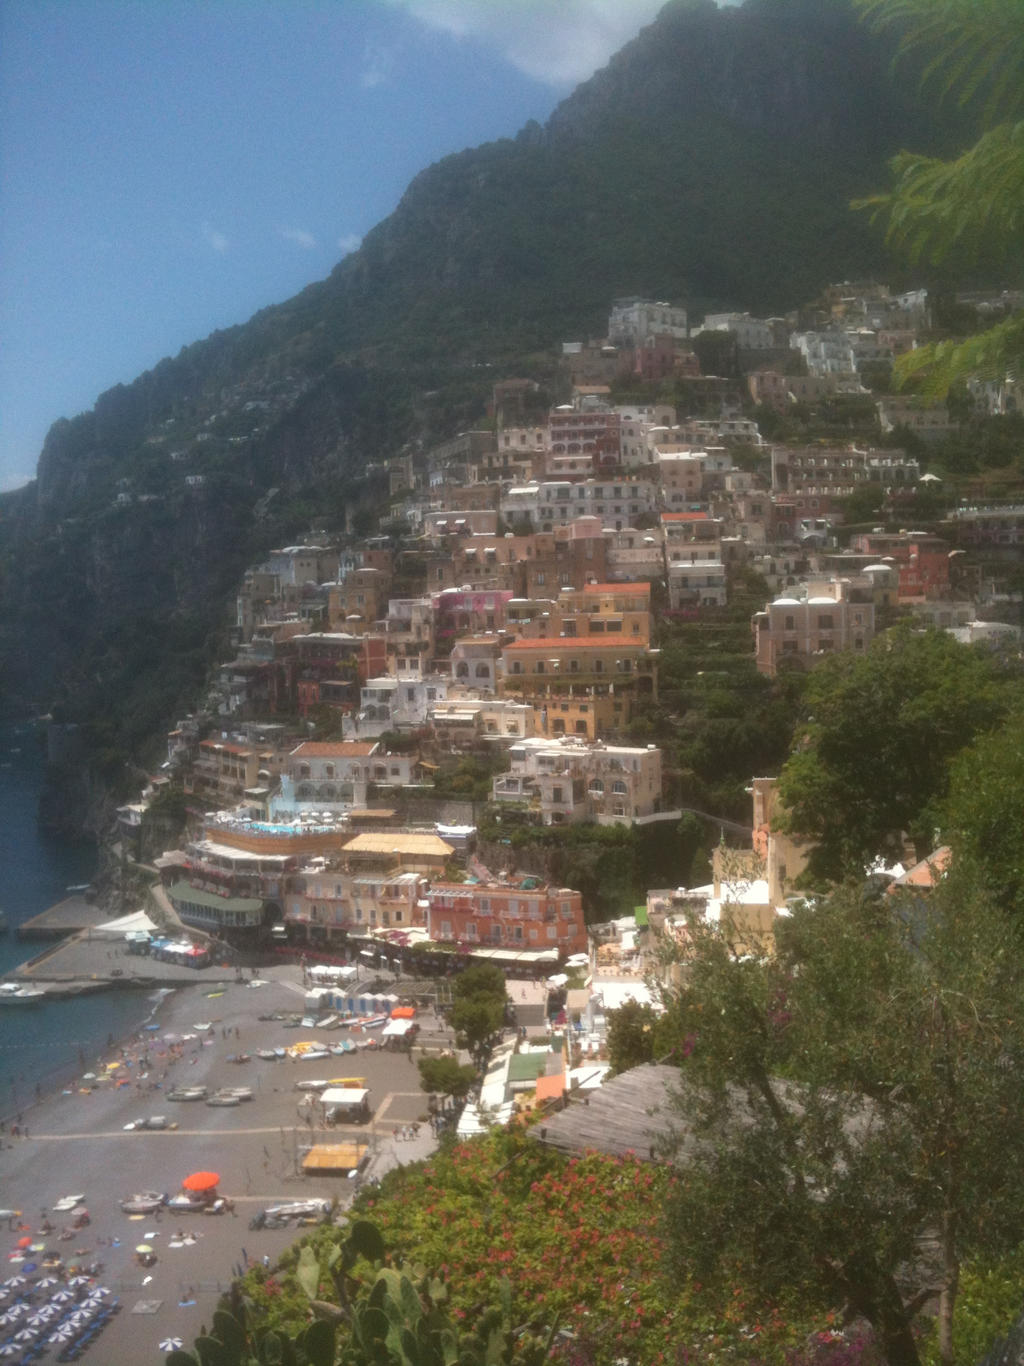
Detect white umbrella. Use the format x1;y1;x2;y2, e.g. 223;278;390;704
34;1276;59;1289
13;1326;38;1341
159;1338;184;1351
0;1345;20;1357
4;1278;26;1289
89;1286;110;1297
51;1289;73;1304
49;1324;75;1343
67;1277;91;1288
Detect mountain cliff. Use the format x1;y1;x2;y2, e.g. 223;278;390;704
0;0;968;811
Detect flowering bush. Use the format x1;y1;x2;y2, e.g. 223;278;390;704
239;1125;829;1363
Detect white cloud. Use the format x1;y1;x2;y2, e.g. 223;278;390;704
359;39;394;88
386;0;666;87
278;227;317;249
337;233;363;255
201;221;229;253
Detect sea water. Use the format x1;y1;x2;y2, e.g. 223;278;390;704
0;720;159;1115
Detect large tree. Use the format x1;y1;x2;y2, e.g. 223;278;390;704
775;626;1009;881
854;0;1024;394
662;874;1024;1366
944;708;1024;917
450;961;508;1068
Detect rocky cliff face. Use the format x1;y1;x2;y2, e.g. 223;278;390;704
0;0;965;807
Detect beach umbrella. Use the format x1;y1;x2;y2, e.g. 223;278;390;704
34;1277;58;1290
181;1171;218;1192
49;1324;75;1343
66;1277;90;1289
0;1344;20;1357
13;1241;30;1252
134;1245;153;1255
50;1290;73;1304
13;1326;37;1341
159;1338;184;1352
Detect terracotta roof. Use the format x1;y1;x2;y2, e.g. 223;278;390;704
200;740;254;756
503;636;651;651
290;741;379;757
660;511;709;522
343;833;454;857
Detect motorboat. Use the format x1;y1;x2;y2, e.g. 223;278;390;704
167;1086;209;1102
119;1192;166;1215
0;983;45;1005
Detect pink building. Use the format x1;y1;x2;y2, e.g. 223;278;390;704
427;879;587;956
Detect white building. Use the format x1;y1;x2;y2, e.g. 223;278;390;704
492;736;663;826
609;297;689;346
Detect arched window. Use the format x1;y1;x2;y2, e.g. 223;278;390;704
612;780;627;795
475;663;490;678
456;662;470;678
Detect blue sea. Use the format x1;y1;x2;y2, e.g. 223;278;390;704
0;720;161;1117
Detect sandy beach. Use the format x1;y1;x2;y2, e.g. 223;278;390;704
0;963;446;1363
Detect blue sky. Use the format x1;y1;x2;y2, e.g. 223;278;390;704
0;0;669;492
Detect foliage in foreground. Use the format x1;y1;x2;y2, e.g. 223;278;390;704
236;1127;832;1366
660;874;1024;1366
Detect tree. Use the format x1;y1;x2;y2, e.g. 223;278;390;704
417;1055;477;1107
662;874;1024;1366
450;962;508;1067
944;708;1024;918
853;0;1024;395
775;626;1009;881
606;999;661;1075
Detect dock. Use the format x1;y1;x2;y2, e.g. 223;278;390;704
16;894;112;939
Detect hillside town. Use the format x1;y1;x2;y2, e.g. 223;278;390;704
104;286;1021;1085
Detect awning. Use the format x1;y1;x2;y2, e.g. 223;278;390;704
302;1143;368;1172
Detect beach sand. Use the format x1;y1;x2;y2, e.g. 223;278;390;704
0;963;444;1363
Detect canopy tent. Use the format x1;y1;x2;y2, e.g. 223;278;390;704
382;1019;413;1038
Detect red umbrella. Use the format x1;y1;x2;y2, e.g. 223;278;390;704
181;1172;219;1193
15;1239;31;1251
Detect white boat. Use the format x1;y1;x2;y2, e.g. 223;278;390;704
0;983;45;1005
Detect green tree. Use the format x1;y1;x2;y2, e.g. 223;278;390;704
775;626;1009;881
662;875;1024;1366
417;1055;478;1106
606;999;661;1075
944;708;1024;918
854;0;1024;395
450;962;508;1067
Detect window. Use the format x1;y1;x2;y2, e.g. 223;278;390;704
817;614;834;630
784;615;796;631
536;572;546;586
552;786;563;803
612;780;627;795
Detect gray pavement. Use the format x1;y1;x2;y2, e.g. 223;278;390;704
0;965;447;1364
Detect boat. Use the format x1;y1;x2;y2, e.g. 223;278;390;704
0;983;45;1005
257;1049;279;1061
